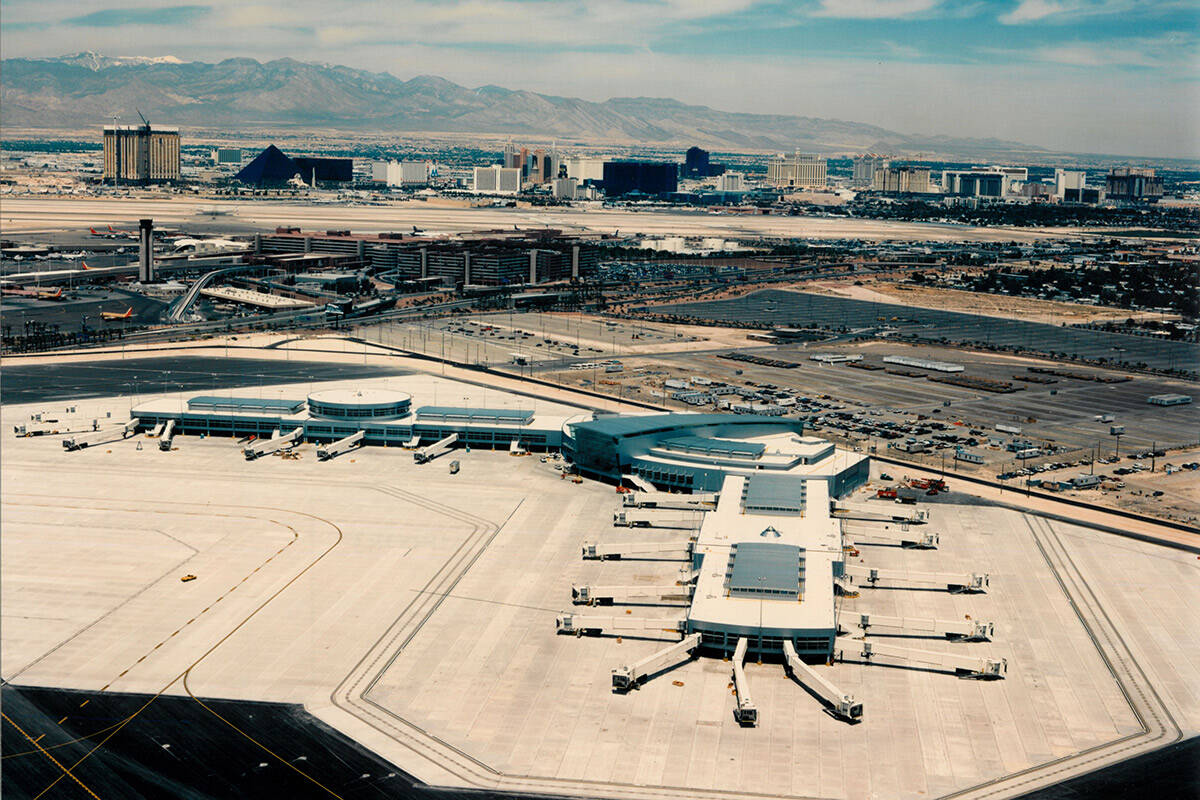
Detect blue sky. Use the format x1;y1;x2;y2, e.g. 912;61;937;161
3;0;1197;157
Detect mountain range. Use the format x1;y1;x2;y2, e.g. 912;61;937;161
1;52;1047;158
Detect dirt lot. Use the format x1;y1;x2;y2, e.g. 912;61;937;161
806;279;1139;325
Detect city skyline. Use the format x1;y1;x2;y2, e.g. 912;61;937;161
2;1;1197;158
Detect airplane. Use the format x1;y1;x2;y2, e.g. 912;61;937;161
99;307;133;321
88;226;135;240
1;285;64;301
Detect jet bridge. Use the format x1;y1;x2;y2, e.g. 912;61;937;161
317;430;364;461
624;474;657;492
833;504;928;525
150;421;166;438
623;491;717;510
158;418;176;451
555;614;686;638
572;584;693;606
836;637;1006;679
854;613;993;641
244;426;302;460
581;540;693;561
731;637;757;726
414;433;457;463
842;564;988;594
611;633;701;692
613;509;703;529
849;530;940;549
782;640;862;722
63;419;140;451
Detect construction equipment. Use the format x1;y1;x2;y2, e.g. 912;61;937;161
612;633;701;692
158;419;176;451
731;638;757;726
782;640;862;722
842;564;988;594
612;509;703;529
854;613;993;641
837;638;1006;679
572;584;692;606
623;491;717;510
581;540;693;561
555;614;686;637
316;430;364;461
414;433;457;464
244;426;302;460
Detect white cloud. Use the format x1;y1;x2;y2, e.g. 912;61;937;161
999;0;1194;24
811;0;940;18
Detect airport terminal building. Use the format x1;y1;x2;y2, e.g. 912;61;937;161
133;385;868;498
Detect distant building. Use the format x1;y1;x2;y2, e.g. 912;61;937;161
211;147;243;165
473;166;521;195
684;147;710;178
103;123;180;183
716;172;746;192
1053;169;1086;199
1106;168;1163;202
372;160;431;187
502;140;519;169
602;161;678;196
872;165;933;194
852;154;889;187
236;146;351;186
567;157;605;182
552;177;579;199
766;151;826;189
291;156;353;184
942;166;1025;198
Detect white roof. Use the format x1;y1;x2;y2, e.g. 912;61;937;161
688;475;839;634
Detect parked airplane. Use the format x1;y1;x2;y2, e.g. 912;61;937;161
89;226;135;239
99;307;133;321
1;285;64;300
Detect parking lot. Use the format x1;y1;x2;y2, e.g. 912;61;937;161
653;288;1199;375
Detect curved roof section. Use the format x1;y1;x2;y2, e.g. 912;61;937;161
571;413;800;440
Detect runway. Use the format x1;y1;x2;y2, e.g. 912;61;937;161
1;196;1076;243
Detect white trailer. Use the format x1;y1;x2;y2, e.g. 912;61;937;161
414;433;457;463
158;419;176;451
837;638;1007;679
623;491;717;510
572;584;692;606
581;540;692;561
612;510;703;529
731;638;757;726
850;530;940;550
555;614;686;637
854;613;993;641
842;564;988;594
612;633;701;692
782;640;862;722
244;426;302;460
317;430;364;461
